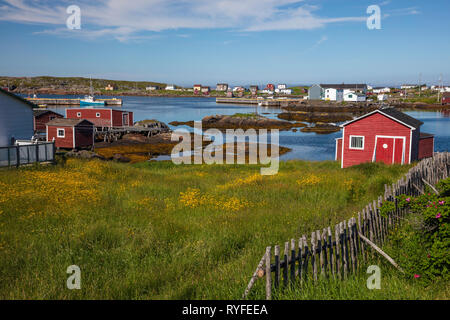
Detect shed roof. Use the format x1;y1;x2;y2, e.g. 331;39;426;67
341;108;423;130
320;84;367;90
47;118;93;127
33;109;63;117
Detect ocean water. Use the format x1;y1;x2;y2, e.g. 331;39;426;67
34;94;450;161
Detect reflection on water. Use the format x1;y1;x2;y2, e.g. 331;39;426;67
37;94;450;161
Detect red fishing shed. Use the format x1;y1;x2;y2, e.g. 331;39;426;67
66;107;133;128
335;108;434;168
46;118;94;149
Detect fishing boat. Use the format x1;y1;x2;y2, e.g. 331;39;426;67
80;95;105;106
80;77;105;106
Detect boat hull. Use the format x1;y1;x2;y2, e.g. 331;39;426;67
80;100;105;106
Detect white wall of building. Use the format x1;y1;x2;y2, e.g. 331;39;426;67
324;88;343;101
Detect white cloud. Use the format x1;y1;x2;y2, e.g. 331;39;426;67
0;0;384;40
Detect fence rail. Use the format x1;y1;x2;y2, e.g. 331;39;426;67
244;152;450;300
0;142;55;168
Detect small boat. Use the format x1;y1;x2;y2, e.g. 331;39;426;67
80;77;105;106
80;95;105;106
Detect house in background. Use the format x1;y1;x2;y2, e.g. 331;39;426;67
216;83;228;92
250;85;259;95
373;87;391;94
0;87;34;146
146;85;160;91
66;108;133;128
46;119;94;149
105;84;116;91
265;84;275;91
336;108;434;168
344;91;366;102
193;84;202;94
201;86;210;95
33;109;63;133
324;87;344;101
165;84;176;90
377;94;389;101
308;84;324;100
442;92;450;105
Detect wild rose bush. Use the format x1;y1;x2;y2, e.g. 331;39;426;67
385;178;450;283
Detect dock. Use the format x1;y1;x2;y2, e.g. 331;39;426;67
26;97;123;106
96;123;170;143
216;97;304;107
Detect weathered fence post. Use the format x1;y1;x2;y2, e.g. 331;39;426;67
265;247;271;300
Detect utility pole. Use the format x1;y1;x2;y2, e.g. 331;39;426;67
419;73;422;97
437;74;443;103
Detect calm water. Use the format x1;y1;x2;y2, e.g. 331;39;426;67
34;94;450;161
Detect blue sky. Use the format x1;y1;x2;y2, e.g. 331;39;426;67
0;0;449;87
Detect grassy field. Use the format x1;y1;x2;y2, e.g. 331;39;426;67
0;158;445;299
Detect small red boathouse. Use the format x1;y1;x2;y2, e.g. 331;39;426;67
46;118;94;149
336;108;434;168
66;108;133;128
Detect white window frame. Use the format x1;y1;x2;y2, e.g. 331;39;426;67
96;112;101;118
57;128;65;138
349;135;364;150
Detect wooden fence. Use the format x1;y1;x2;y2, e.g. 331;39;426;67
243;152;450;300
0;141;55;168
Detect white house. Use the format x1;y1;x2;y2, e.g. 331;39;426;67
277;84;287;90
344;91;366;102
377;94;389;101
401;84;417;90
275;88;292;94
373;87;391;94
324;88;344;101
0;88;34;146
165;84;176;90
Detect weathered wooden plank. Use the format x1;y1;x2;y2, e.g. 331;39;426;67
298;237;303;283
274;245;280;289
318;229;325;278
242;253;266;299
327;227;333;278
265;246;272;300
359;233;404;273
334;224;340;280
303;235;309;280
348;219;356;274
341;221;348;279
283;242;289;288
290;239;296;286
311;231;317;282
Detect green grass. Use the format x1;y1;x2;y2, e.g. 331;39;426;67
1;158;443;299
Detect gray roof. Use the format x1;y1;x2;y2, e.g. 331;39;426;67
342;108;423;129
33;109;63;117
47;118;93;127
320;84;367;90
380;108;423;129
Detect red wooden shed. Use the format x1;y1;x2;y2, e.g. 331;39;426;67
66;108;133;128
46;118;94;149
442;92;450;105
336;108;434;168
33;109;63;133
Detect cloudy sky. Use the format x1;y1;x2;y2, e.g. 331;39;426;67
0;0;449;86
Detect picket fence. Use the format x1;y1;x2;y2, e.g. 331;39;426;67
243;152;450;300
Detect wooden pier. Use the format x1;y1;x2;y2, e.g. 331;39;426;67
96;123;170;143
26;97;123;106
